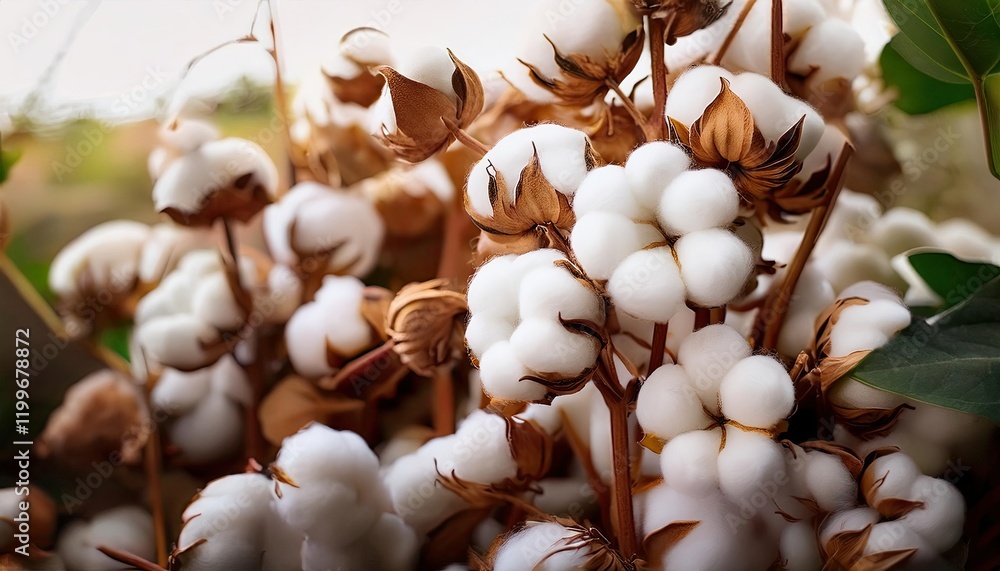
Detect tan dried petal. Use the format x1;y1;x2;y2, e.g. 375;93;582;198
258;375;365;445
506;417;553;482
360;285;394;341
643;520;700;566
648;0;730;44
386;279;467;376
36;370;148;466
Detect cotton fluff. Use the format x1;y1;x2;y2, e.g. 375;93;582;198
657;169;740;236
675;228;754;307
148;119;219;180
492;520;607;570
467;250;604;403
263;181;384;277
716;427;786;502
635;364;711;440
49;220;150;305
718;355;795;429
607;246;687;323
676;324;752;415
57;506;155;571
572;165;650;220
285;275;374;378
860;207;940;257
571;212;665;280
827;282;910;358
466;124;593;218
787;19;866;84
660;428;723;498
624;141;691;211
728;73;824;160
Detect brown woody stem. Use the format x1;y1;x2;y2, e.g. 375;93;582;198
97;546;167;571
648;322;668;373
709;306;727;325
770;0;786;89
595;351;637;560
708;0;757;65
755;145;853;351
647;16;669;140
143;417;169;566
442;117;488;157
694;307;711;331
432;366;456;436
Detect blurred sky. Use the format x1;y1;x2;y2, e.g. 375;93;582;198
0;0;535;123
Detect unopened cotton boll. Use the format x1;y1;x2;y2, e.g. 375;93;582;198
719;355;795;428
571;212;664;280
664;66;735;127
677;324;752;414
624;141;692;211
716;427;785;502
607;246;687;322
636;364;710;440
57;506;155;571
729;73;824;159
788;19;865;83
510;318;599;377
804;452;858;513
518;265;604;323
660;428;723;497
479;340;548;402
572;165;650;220
657;169;739;235
675;228;754;307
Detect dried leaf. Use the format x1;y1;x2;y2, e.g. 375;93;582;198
506;417;554;482
258;375;365;445
643;520;700;565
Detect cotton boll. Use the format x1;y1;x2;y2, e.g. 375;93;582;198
479;340;548;402
938;218;1000;261
775;266;835;358
861;207;939;256
814;241;895;295
138;224;211;284
450;410;520;483
510;248;568;278
660;428;723;497
717;428;785;502
467;254;521;320
509;318;599;377
607;246;687;322
397;46;459;102
572;165;650;219
862;522;936;565
191;271;246;331
729;73;824;159
382;440;467;534
519;265;604;323
286;276;372;378
863;453;921;511
465;313;517;359
168;391;244;463
657;169;740;235
58;507;155;571
151;366;213;416
788;20;865;83
900;476;965;552
818;506;881;546
49;220;151;302
571;212;664;280
780;520;822;571
665;66;736;127
719;355;795;428
804;453;858;513
722;0;825;75
675;229;754;307
492;521;592;571
677;324;752;414
635;364;711;440
137;314;221;371
828;292;910;357
624;141;692;211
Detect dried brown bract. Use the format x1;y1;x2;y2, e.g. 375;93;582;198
635;0;729;44
386;279;467;376
325;28;389;108
259;375;365;445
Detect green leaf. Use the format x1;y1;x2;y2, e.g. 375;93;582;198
852;276;1000;422
907;251;1000;310
0;146;21;185
880;38;976;114
882;0;971;83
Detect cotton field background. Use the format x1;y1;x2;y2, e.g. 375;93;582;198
1;0;999;570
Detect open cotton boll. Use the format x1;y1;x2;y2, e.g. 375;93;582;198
510;318;600;377
624;141;692;211
607;246;687;322
788;19;865;83
675;228;754;307
780;520;822;571
168;391;245;463
900;477;965;552
467;254;521;320
510;248;569;279
465;313;517;359
664;66;736;127
661;428;723;498
449;410;521;484
818;506;881;546
151;366;213;416
862;522;938;565
636;364;710;440
285;275;372;378
814;241;895;295
719;355;795;428
479;340;548;402
190;271;247;331
136;314;221;371
571;212;664;280
657;169;740;236
938;218;1000;261
572;165;651;220
716;427;785;502
863;453;922;510
775;265;835;357
57;506;155;571
466;125;592;217
492;520;601;571
804;453;858;513
828;287;910;358
519;265;604;323
721;0;825;75
729;73;824;160
677;324;752;414
382;439;468;535
49;220;150;301
861;207;939;257
828;377;907;411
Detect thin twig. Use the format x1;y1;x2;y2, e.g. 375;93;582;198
770;0;786;90
97;546;167;571
442;117;488;157
707;0;757;65
432;365;456;436
647;322;668;373
606;78;655;141
646;16;669;140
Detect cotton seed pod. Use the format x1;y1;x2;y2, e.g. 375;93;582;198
675;228;754;307
716;427;785;502
360;159;453;238
509;318;600;378
518;265;604;323
153;137;278;226
479;340;548;402
572;165;651;220
37;369;147;467
386;279;467;376
719;355;795;429
488;518;626;571
0;487;56;553
607;246;687;322
861;452;922;515
373;46;483;162
635;364;710;441
57;506;155;571
657;168;739;235
571;211;664;280
660;427;723;497
263;181;384;278
285;275;375;378
677;324;751;415
624;141;691;211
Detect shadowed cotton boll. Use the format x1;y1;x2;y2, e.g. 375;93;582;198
716;427;785;503
284;276;374;378
57;506;155;571
660;428;723;498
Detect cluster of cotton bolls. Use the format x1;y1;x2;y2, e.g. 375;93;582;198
134;249;300;371
636;324;795;502
150;354;251;463
465;250;605;403
175;423;416;571
56;506;155;571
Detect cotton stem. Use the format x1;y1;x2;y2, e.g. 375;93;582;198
647;16;669;140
